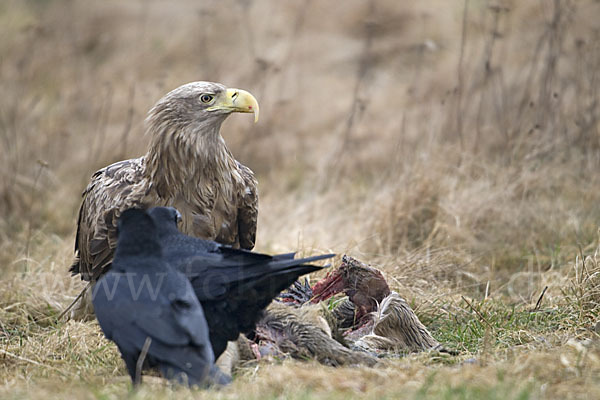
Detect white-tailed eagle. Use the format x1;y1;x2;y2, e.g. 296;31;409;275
70;81;259;283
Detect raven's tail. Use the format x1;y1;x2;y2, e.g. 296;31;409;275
232;255;334;335
266;253;334;272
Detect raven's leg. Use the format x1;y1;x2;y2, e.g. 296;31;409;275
120;352;139;385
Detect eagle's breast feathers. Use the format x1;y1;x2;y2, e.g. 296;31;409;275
72;147;258;281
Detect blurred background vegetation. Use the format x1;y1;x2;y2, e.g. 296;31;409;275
2;0;599;296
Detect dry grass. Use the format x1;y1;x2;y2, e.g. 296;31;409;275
2;0;600;398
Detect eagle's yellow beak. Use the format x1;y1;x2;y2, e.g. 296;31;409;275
208;88;259;123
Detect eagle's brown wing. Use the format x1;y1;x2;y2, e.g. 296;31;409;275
236;162;258;250
70;157;153;281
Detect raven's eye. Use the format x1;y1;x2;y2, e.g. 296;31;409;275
200;94;214;103
172;299;191;310
174;209;182;224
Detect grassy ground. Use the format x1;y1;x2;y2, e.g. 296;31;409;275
2;0;600;398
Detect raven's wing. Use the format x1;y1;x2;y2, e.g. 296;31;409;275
93;268;214;383
93;268;211;349
184;253;334;300
159;230;331;299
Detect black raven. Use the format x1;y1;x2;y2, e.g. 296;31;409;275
92;208;229;387
147;206;334;359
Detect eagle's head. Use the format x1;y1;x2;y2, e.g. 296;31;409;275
144;81;259;197
147;81;259;134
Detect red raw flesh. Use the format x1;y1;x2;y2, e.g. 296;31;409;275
310;270;345;303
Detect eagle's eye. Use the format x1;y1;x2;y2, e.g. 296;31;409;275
200;94;214;103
